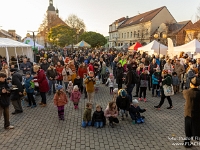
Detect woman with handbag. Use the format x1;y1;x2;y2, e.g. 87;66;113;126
154;70;173;110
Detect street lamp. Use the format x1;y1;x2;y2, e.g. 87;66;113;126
154;31;167;58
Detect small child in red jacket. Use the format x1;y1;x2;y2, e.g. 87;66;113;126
70;85;81;109
53;85;68;120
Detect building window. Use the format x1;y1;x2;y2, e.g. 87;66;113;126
130;32;132;38
122;33;123;38
134;31;136;37
124;33;126;39
138;30;140;38
127;32;129;38
146;29;148;35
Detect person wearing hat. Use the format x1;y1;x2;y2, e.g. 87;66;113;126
53;85;68;120
116;89;130;121
154;69;173;110
129;99;146;124
183;77;200;148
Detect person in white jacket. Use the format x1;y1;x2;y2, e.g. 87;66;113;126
106;73;115;94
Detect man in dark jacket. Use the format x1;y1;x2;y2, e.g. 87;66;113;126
0;73;14;129
125;64;135;102
40;59;49;72
10;71;23;114
20;58;32;74
46;64;57;95
116;89;130;120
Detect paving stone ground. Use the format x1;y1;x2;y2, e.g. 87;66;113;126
0;83;199;150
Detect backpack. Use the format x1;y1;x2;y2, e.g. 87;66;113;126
132;71;139;84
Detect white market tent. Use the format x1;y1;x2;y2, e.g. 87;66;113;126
174;39;200;54
138;40;168;55
0;38;33;68
23;37;44;50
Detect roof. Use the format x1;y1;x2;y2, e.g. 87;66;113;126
0;30;12;37
109;17;126;26
0;38;31;48
185;20;200;30
167;20;191;34
118;6;165;28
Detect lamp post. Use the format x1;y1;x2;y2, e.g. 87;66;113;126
153;31;167;58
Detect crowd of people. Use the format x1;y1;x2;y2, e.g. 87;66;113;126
0;49;200;148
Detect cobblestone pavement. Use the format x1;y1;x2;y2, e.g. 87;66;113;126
0;84;199;150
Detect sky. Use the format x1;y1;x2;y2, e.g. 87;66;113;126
0;0;199;38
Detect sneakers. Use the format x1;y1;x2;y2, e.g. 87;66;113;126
154;105;160;110
138;98;142;101
39;102;43;105
144;98;147;102
167;106;173;109
31;105;37;108
41;104;46;107
6;125;14;129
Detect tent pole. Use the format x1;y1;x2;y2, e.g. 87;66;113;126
15;47;20;70
22;47;24;56
5;47;9;66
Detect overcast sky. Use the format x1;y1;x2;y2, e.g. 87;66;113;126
0;0;199;37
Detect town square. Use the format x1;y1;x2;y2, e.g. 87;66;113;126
0;0;200;150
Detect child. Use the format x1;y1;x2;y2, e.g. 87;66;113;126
116;89;130;120
104;101;119;128
74;75;82;91
106;73;115;94
67;81;73;97
70;85;81;109
83;74;87;99
95;76;100;93
91;105;106;128
82;102;92;128
112;88;118;102
152;68;161;97
129;99;146;124
139;69;150;102
53;85;68;120
172;72;179;94
84;71;96;103
24;72;36;108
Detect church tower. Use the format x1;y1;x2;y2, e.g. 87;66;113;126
47;0;56;15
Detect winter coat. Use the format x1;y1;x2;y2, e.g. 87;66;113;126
83;108;92;121
116;95;130;111
70;90;81;103
91;110;106;125
78;67;87;79
174;64;185;80
129;104;146;120
152;72;160;85
106;78;114;87
0;80;10;108
183;88;200;137
85;77;96;93
53;92;68;106
25;76;34;93
104;106;118;118
139;73;150;88
148;63;157;75
100;65;107;75
67;84;73;93
185;69;196;89
56;66;64;81
163;63;173;72
74;78;82;88
10;72;23;100
160;74;172;96
172;76;179;86
20;62;32;74
34;69;49;93
46;68;57;80
40;63;49;72
116;67;124;84
62;68;73;82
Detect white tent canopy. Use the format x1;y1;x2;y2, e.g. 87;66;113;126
138;40;168;55
174;39;200;54
0;38;33;68
23;37;44;50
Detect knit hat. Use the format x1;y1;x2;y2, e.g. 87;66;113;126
190;77;200;86
56;85;63;90
113;88;118;94
132;99;139;104
110;73;113;76
73;85;79;90
120;89;127;97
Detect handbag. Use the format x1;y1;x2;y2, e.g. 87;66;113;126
140;80;148;87
163;84;174;96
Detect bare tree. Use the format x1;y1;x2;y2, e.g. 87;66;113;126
137;22;150;44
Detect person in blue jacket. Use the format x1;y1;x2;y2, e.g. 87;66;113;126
25;72;36;108
152;68;161;97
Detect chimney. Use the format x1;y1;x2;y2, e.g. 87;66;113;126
126;16;129;19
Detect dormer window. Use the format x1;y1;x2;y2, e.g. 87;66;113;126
140;18;144;21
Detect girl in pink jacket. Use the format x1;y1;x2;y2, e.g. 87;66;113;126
104;101;119;128
70;85;81;109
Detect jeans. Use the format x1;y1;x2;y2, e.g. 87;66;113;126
48;80;56;94
57;80;62;85
94;122;103;128
0;106;10;128
12;99;23;112
127;84;135;102
82;121;92;127
27;93;36;106
40;92;47;104
64;82;69;91
152;84;160;96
